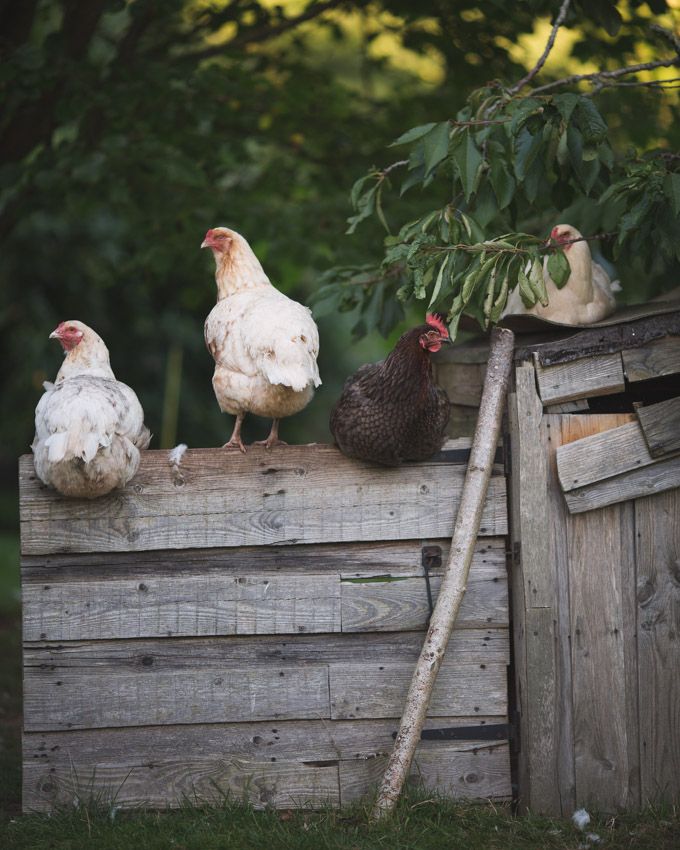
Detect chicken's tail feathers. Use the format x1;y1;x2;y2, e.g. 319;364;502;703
43;429;111;464
610;279;622;293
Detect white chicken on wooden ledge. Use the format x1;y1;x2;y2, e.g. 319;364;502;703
503;223;619;325
32;321;150;498
202;227;321;452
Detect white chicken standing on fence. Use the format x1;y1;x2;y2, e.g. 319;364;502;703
202;227;321;452
503;223;619;325
32;320;150;498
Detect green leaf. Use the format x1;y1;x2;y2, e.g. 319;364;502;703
547;250;571;289
452;130;483;201
528;257;548;305
553;93;580;124
575;98;608;145
362;280;385;333
490;271;509;324
461;260;482;303
664;173;680;217
428;253;450;308
423;122;451;177
514;128;543;181
517;264;536;308
489;159;516;209
556;129;569;166
346;184;377;234
390;123;437;147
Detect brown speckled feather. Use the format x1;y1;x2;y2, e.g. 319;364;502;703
330;325;450;466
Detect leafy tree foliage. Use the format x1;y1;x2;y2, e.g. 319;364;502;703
1;0;678;468
313;0;680;340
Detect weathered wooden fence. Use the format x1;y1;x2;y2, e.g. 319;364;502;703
19;441;511;812
437;306;680;815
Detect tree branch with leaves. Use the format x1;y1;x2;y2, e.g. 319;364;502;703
312;1;680;339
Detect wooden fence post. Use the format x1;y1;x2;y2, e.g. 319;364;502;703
371;325;515;820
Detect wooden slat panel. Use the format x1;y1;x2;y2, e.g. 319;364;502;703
24;573;342;641
20;538;505;582
23;629;510;668
636;396;680;458
340;568;508;633
339;744;511;804
22;545;508;642
623;336;680;382
534;352;625;405
567;484;640;810
23;717;507;812
19;443;507;555
564;456;680;514
556;416;643;492
23;665;332;731
329;661;506;719
635;490;680;804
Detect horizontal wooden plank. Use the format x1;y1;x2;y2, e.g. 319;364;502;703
23;716;509;811
330;661;506;719
24;628;510;669
23;665;333;731
340;744;511;804
340;569;507;632
636;396;680;458
23;557;507;642
564;455;680;514
19;442;507;555
622;336;680;382
534;352;625;405
20;537;506;582
24;650;507;731
557;417;661;493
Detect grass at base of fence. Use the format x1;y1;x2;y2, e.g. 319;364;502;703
2;793;680;850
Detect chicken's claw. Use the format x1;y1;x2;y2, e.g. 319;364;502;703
253;437;288;450
222;438;246;453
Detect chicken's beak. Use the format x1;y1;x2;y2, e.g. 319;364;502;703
49;329;60;340
201;238;210;249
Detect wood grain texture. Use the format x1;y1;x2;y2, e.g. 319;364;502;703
556;415;642;492
567;486;640;810
635;489;680;804
564;455;680;514
339;744;511;804
533;352;625;405
329;661;507;720
19;442;507;555
23;629;510;669
23;717;508;812
22;546;508;642
20;538;505;582
636;396;680;458
24;653;507;732
622;336;680;382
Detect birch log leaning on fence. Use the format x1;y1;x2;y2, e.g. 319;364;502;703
371;326;515;820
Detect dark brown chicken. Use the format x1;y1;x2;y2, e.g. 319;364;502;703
330;315;451;466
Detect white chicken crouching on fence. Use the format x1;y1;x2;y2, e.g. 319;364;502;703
32;321;151;498
202;226;321;452
503;223;619;325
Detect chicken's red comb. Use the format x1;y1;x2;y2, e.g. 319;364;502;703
426;313;449;337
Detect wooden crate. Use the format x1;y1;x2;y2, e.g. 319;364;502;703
19;441;511;812
507;313;680;815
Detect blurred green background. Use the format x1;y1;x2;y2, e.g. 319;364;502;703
1;0;678;606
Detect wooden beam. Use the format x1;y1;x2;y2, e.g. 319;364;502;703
636;396;680;458
19;442;507;555
623;336;680;382
533;352;625;405
563;456;680;514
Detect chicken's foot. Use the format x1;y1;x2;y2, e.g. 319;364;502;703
223;413;246;453
253;419;287;450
